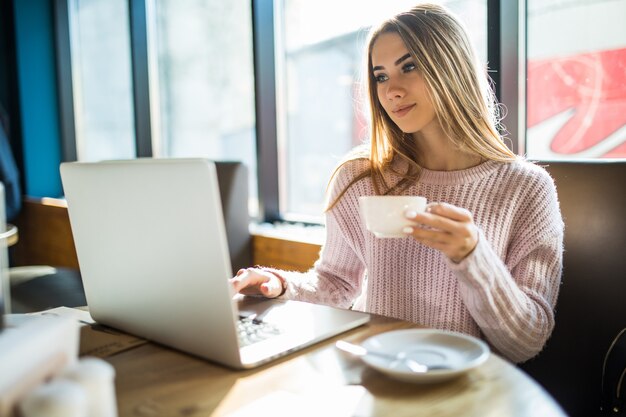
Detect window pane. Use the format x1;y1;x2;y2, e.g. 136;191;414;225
69;0;136;161
527;0;626;159
277;0;487;221
150;0;257;214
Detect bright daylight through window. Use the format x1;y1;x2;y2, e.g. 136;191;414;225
149;0;258;213
68;0;136;162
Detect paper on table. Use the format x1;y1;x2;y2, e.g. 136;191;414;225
27;306;95;325
224;386;366;417
25;307;147;358
4;306;94;328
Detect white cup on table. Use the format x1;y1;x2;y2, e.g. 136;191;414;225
359;195;427;238
19;379;88;417
59;357;118;417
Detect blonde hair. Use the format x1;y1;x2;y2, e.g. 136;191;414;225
327;3;515;210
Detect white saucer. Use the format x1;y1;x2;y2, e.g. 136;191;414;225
360;329;490;383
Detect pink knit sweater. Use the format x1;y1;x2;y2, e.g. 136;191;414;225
276;157;564;363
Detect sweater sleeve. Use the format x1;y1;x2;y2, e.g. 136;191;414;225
448;168;564;363
271;210;365;309
273;162;367;309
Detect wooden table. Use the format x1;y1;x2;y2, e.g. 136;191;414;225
85;313;566;417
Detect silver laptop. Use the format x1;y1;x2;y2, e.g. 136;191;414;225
60;158;369;369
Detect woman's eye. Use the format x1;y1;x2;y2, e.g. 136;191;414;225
374;74;388;83
402;62;416;73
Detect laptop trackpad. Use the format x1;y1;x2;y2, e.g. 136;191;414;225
236;297;369;366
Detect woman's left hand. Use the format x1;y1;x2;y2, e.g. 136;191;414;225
403;202;479;263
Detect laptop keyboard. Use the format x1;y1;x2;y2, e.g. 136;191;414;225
237;314;282;347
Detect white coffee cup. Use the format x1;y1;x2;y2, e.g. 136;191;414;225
359;196;427;238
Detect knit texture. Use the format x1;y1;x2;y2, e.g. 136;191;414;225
277;158;564;363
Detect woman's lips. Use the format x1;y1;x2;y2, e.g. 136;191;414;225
392;104;416;118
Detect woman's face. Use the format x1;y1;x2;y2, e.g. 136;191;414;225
371;32;437;135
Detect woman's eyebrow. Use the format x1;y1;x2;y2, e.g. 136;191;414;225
394;53;411;66
372;53;412;72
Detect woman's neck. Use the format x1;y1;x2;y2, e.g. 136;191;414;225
411;129;482;171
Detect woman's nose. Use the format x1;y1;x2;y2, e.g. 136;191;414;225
385;80;405;100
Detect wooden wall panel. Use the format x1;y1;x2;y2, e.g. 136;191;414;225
252;235;321;272
11;198;79;268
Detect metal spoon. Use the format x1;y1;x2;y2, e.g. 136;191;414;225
335;340;448;373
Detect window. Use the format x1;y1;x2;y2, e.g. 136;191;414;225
526;0;626;159
149;0;258;213
66;1;614;225
68;0;136;161
275;0;488;221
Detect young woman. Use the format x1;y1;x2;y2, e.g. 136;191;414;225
231;3;564;363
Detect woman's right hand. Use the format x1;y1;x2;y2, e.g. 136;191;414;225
229;268;284;298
